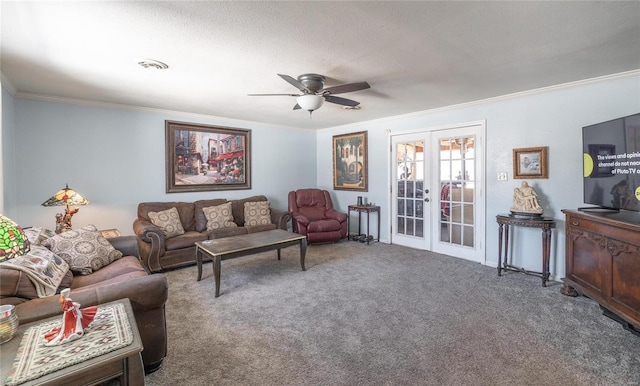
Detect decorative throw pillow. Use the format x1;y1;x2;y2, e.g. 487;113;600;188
203;202;238;231
0;214;30;261
148;207;185;238
244;201;271;227
23;227;56;246
42;225;123;275
0;245;70;297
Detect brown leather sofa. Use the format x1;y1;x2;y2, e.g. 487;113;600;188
0;236;168;373
133;195;291;272
288;189;348;244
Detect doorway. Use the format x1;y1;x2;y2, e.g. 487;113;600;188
390;122;485;263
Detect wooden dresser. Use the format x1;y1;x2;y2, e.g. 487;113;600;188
561;209;640;333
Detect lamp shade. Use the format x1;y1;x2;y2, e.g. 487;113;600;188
296;94;325;112
42;184;89;207
0;214;30;261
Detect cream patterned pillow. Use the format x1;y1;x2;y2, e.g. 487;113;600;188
23;227;55;246
244;201;271;226
42;225;123;275
203;202;238;231
148;207;185;238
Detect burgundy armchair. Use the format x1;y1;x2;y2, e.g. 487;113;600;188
288;189;348;244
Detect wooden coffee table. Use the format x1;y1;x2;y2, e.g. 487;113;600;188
196;229;307;297
0;298;143;386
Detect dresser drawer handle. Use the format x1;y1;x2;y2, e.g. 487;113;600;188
572;220;579;226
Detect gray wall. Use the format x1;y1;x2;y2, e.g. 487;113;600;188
1;87;17;217
6;97;317;234
317;74;640;280
2;73;639;282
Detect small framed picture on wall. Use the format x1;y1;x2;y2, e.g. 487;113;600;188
513;146;548;179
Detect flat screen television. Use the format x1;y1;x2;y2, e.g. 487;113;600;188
583;113;640;212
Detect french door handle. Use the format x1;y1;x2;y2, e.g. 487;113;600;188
425;189;429;194
424;198;430;202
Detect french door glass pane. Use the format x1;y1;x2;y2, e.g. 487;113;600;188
439;136;476;247
416;200;423;218
397;181;405;198
415;219;424;238
396;140;424;237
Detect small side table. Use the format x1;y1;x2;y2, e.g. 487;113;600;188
496;214;556;287
347;205;380;245
0;298;144;386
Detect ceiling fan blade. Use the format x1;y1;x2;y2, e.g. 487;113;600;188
293;103;301;110
278;74;311;94
247;93;302;96
325;95;360;107
322;81;370;95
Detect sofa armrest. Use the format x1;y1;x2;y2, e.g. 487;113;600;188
15;273;168;324
325;209;347;223
271;208;292;230
291;212;310;227
108;235;139;258
133;219;166;272
133;219;164;244
16;274;168;370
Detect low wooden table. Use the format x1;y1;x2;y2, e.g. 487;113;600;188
196;229;307;297
0;298;144;386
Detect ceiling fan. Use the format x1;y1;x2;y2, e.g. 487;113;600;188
248;73;370;117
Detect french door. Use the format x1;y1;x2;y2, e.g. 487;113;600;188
390;122;485;263
392;133;430;250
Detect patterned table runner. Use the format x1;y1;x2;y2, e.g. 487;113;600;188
4;303;133;386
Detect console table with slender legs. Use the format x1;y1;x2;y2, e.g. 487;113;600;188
347;205;380;245
496;214;556;287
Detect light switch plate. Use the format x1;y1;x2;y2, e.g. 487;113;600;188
497;172;508;181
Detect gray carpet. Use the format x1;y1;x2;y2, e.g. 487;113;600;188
145;242;640;386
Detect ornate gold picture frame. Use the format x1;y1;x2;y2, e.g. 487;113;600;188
166;121;251;193
333;131;368;191
513;146;548;179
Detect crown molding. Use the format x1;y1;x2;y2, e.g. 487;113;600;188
322;69;640;133
12;91;305;132
9;69;639;133
0;72;17;95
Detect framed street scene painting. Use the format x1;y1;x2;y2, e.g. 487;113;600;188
333;131;368;191
165;121;251;193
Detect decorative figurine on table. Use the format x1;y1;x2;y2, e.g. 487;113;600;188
54;213;64;234
510;181;543;217
43;288;97;346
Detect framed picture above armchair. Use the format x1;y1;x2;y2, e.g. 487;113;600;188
333;131;368;191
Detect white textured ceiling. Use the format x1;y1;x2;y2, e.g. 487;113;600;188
2;1;639;130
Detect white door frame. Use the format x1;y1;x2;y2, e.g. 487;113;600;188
387;120;486;264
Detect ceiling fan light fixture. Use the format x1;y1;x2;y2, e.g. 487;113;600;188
296;94;324;112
